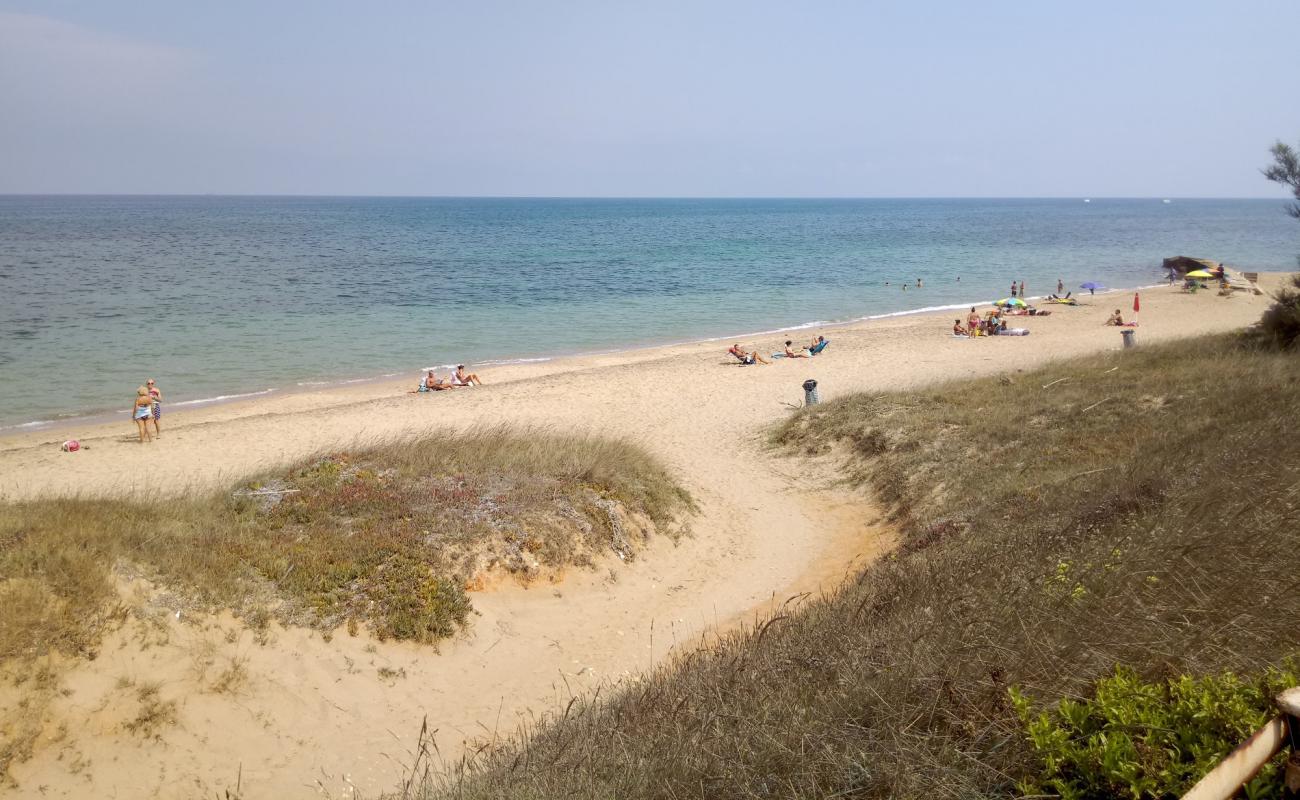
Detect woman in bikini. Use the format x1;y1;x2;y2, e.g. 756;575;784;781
453;365;484;386
132;387;153;443
146;378;162;438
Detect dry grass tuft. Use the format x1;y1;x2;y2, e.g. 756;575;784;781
403;337;1300;799
123;681;177;739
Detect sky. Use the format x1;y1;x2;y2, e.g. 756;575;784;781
2;1;1299;198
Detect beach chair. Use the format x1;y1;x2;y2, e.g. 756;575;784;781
809;338;830;356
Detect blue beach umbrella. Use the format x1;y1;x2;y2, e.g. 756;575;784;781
1080;282;1104;290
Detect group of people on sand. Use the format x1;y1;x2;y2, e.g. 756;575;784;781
956;307;1008;337
130;379;163;443
728;335;828;366
413;364;484;392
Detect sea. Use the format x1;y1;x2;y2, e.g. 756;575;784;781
1;196;1296;431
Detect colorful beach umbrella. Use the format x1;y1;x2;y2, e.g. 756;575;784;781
1185;269;1214;278
995;297;1026;307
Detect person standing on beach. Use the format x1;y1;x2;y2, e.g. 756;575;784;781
146;378;162;438
132;387;153;443
1019;280;1026;298
1010;281;1017;298
1057;278;1064;294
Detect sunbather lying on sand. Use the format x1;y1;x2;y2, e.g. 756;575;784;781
728;344;769;365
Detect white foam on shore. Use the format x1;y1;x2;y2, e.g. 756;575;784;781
0;419;55;432
171;388;278;407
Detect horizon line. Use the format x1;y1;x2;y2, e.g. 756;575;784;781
0;192;1290;201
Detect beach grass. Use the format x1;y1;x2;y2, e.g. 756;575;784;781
0;426;694;663
405;335;1300;799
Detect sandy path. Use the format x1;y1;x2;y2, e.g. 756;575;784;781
1;281;1279;798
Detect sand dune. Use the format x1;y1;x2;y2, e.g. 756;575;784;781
0;281;1279;798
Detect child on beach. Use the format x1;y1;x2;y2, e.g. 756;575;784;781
132;387;153;443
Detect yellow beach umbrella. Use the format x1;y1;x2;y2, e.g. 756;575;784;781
1185;269;1214;278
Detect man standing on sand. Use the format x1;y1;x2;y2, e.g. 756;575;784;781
1057;278;1064;294
1019;280;1026;298
1010;280;1017;297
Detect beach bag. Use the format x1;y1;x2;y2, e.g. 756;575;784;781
62;440;81;452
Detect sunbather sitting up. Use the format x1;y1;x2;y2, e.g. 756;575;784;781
452;364;483;386
953;319;969;337
728;344;769;365
783;339;810;358
1105;309;1124;326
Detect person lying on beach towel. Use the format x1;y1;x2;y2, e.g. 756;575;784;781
728;344;769;365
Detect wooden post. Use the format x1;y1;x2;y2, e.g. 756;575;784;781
1281;689;1300;800
1181;688;1300;800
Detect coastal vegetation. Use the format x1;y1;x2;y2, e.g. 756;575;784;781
0;427;692;776
0;427;692;661
406;335;1300;799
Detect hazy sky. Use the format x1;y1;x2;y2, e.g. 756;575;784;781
2;1;1299;197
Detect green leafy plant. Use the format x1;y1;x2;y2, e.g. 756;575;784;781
1012;664;1298;800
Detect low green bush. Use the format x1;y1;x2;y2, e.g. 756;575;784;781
1012;664;1298;800
1248;273;1300;349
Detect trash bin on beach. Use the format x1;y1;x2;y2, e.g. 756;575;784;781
802;379;820;406
1121;330;1136;349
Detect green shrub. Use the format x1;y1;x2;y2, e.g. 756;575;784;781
1249;273;1300;349
1012;664;1298;800
366;553;472;644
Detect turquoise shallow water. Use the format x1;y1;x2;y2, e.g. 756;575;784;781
0;196;1296;429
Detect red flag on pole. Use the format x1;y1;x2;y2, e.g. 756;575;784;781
1133;292;1140;313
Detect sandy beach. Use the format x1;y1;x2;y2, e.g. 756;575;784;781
0;279;1282;798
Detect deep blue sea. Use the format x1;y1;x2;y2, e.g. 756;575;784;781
1;196;1296;430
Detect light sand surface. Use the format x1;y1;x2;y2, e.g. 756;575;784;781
0;280;1281;798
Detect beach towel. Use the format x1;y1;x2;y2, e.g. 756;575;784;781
1002;328;1030;336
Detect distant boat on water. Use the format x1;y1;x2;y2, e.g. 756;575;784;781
1163;199;1172;204
1083;198;1091;203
